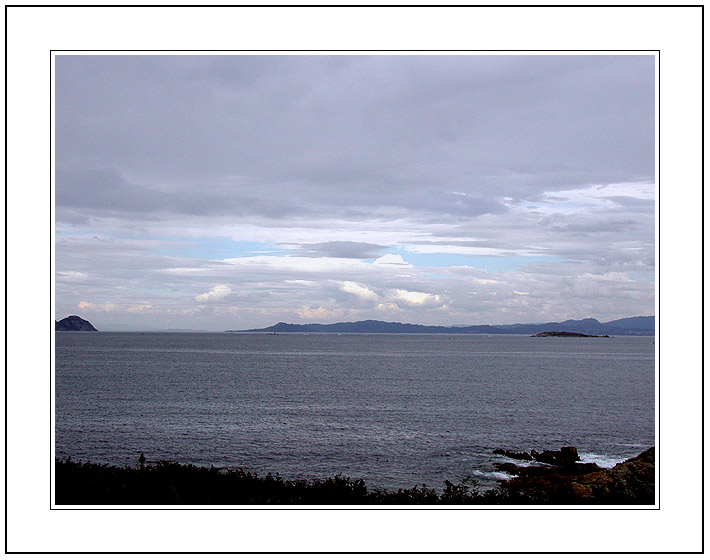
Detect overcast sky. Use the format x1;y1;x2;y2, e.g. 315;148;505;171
55;54;655;331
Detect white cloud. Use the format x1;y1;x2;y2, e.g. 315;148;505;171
78;301;117;312
373;254;413;268
406;244;544;257
127;303;153;313
56;271;88;280
581;272;633;282
472;278;500;285
296;305;342;321
533;181;655;216
285;280;317;286
195;285;232;302
339;281;379;300
221;255;371;274
392;289;441;306
163;306;206;316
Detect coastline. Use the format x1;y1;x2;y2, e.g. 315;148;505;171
55;446;654;506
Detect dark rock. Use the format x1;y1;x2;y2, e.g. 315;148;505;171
498;447;655;504
494;462;522;475
514;465;556;477
567;462;604;475
531;446;580;466
55;315;97;331
492;449;533;461
573;447;655;503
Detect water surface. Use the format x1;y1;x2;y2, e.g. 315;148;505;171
55;332;655;491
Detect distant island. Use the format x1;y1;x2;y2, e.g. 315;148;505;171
232;316;654;336
55;315;97;331
531;331;610;338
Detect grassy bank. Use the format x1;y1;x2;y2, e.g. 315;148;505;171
55;447;654;506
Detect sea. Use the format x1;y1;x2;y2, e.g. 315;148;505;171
54;332;655;492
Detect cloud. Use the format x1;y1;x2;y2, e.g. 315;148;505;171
581;272;633;282
373;254;413;268
78;301;117;312
339;281;379;300
127;303;153;313
54;55;655;330
220;255;371;274
296;305;342;321
375;303;400;312
392;289;441;306
195;285;232;302
56;271;88;281
295;241;388;259
471;278;500;285
56;56;654;210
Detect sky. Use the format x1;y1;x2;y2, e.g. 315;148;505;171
54;54;655;331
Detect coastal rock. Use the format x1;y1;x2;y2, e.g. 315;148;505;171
498;447;654;504
55;315;98;331
572;447;654;502
492;449;533;461
493;462;522;475
494;446;580;466
531;446;580;466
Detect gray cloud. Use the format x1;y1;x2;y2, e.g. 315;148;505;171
293;241;389;259
56;55;653;215
604;195;656;208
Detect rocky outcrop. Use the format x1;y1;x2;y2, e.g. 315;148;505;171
493;446;580;466
55;315;97;331
492;449;533;461
569;447;655;503
495;447;655;504
531;446;581;466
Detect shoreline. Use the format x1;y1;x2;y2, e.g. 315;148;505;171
55;446;654;506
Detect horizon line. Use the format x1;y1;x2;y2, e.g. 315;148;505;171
57;313;656;333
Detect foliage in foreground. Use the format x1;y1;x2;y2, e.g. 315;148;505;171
55;458;499;505
55;447;654;506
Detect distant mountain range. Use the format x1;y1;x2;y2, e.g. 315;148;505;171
234;316;655;336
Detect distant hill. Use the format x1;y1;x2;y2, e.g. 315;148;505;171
55;315;97;332
235;316;654;336
601;316;656;335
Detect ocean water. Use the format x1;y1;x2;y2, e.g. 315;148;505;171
54;332;655;492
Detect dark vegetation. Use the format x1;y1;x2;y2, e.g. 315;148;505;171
54;458;491;505
55;447;654;506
